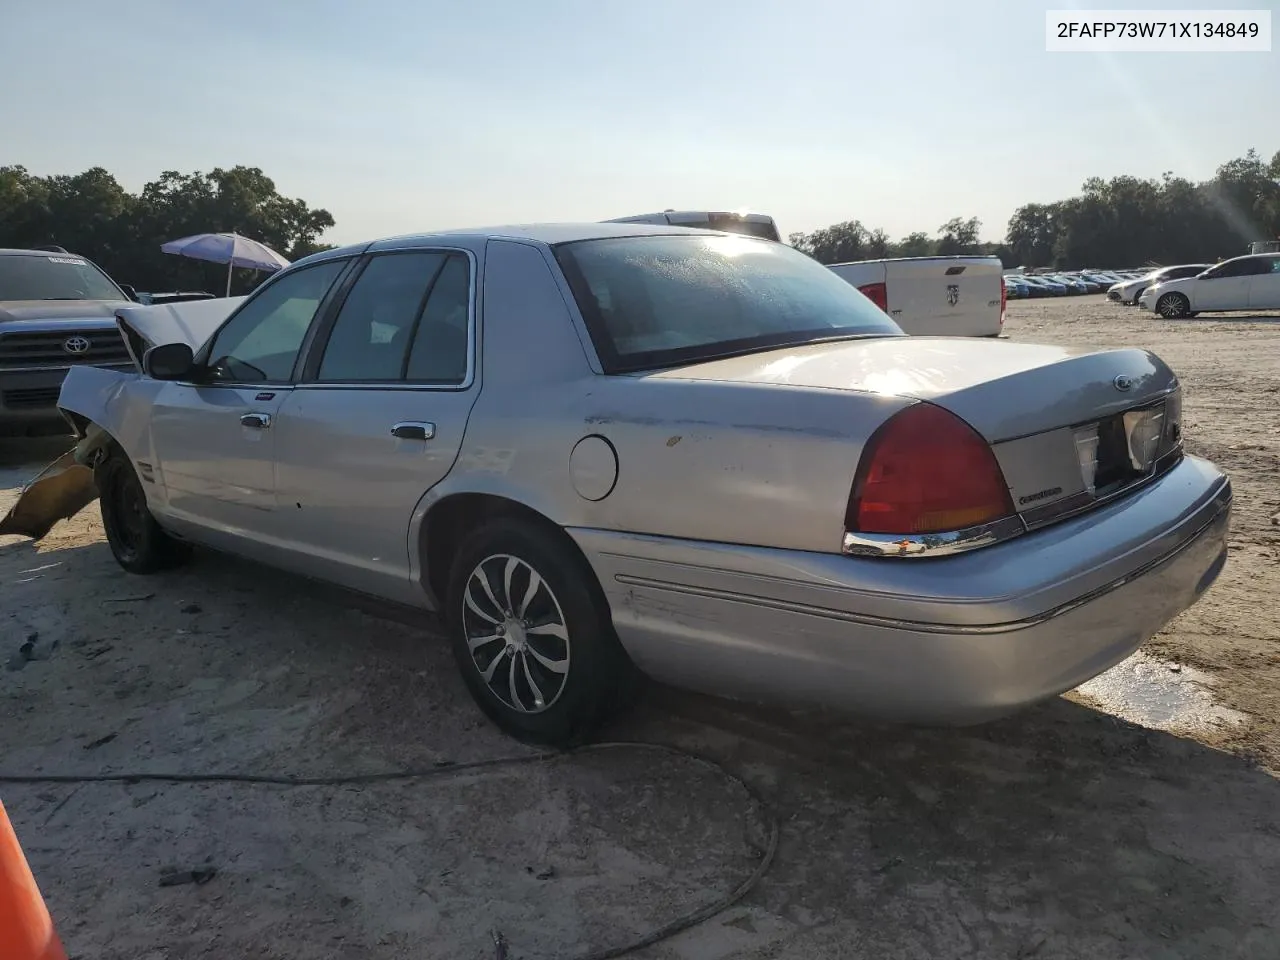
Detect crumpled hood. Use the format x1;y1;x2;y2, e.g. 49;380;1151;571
0;299;134;324
115;297;245;356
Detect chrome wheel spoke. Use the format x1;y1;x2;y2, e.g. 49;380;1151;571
518;570;542;618
480;646;509;683
502;557;518;615
521;654;547;709
465;583;500;625
527;621;568;641
526;644;568;675
476;563;504;614
467;630;503;652
508;652;523;712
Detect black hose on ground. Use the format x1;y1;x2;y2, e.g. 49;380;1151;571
0;741;780;960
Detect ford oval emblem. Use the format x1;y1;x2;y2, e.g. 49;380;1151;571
1113;375;1134;392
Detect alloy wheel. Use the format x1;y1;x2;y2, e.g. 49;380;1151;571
461;554;571;714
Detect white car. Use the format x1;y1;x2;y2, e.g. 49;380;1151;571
1108;264;1209;305
1141;253;1280;318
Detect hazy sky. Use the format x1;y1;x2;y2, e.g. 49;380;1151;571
2;0;1275;244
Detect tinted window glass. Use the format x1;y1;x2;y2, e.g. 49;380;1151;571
555;234;902;372
206;260;346;382
0;253;124;301
405;254;471;384
317;252;446;381
1268;258;1280;274
1206;258;1264;279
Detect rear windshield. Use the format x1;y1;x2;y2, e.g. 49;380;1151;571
0;253;124;302
554;234;903;373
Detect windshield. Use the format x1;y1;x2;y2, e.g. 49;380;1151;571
0;253;125;301
554;234;903;372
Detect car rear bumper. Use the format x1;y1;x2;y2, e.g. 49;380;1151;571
570;455;1231;723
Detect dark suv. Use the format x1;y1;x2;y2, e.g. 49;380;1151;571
0;248;136;436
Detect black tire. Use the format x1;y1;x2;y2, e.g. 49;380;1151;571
445;517;636;747
95;450;189;574
1131;287;1145;305
1156;292;1191;319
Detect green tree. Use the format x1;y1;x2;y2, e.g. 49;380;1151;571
936;217;981;255
0;164;335;296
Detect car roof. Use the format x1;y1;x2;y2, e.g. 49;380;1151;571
294;222;726;267
0;247;89;258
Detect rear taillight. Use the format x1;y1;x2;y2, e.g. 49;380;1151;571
857;282;888;313
999;279;1007;326
846;403;1014;535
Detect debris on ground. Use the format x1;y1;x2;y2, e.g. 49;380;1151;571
158;865;218;887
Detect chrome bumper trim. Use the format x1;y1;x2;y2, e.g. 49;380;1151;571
621;475;1230;635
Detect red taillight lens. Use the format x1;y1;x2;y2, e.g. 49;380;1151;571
847;403;1014;535
999;279;1007;326
857;282;888;313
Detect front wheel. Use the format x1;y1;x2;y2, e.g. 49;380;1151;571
1156;293;1192;319
95;450;189;574
1131;287;1145;305
446;518;637;746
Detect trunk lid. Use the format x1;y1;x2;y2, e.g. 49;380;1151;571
654;336;1182;523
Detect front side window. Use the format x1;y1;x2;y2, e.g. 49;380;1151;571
554;234;902;372
0;254;124;302
205;259;347;383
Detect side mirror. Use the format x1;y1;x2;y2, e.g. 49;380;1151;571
143;342;196;381
118;283;139;302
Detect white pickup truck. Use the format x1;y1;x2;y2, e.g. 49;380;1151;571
827;256;1006;337
604;211;1006;337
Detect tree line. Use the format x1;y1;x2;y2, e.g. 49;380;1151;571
3;149;1278;292
790;148;1280;269
0;165;334;295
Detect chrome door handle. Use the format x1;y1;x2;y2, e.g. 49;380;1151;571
240;412;272;429
391;421;435;441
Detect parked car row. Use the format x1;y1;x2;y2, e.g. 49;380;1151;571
1003;269;1145;299
1107;264;1210;305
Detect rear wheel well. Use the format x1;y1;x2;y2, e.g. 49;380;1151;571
421;494;579;610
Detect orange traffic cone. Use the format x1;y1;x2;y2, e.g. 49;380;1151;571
0;801;67;960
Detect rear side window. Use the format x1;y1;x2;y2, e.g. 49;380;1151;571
316;250;471;384
404;254;471;384
1206;257;1267;279
318;252;446;381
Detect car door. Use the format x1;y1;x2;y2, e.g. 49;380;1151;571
1193;257;1261;311
147;257;351;543
271;247;479;605
1248;257;1280;310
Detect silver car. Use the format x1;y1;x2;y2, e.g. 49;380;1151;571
49;224;1231;745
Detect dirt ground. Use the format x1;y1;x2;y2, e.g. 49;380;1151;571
2;296;1278;960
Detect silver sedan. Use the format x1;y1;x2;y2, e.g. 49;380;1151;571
47;223;1230;745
